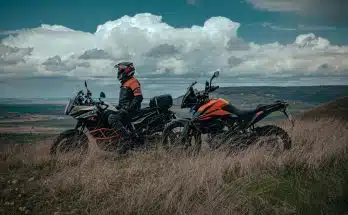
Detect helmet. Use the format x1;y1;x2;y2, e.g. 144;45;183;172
114;62;135;82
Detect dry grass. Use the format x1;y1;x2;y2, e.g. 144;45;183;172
1;118;348;215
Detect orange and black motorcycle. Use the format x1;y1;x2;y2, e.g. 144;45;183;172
161;71;293;154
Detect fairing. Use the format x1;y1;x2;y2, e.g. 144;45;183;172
103;101;118;112
194;98;230;120
181;89;197;108
70;105;97;119
64;98;74;115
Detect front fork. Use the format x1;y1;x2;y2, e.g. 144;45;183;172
74;120;86;135
181;121;202;148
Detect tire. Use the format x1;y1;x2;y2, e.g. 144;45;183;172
161;120;187;150
225;125;291;155
50;129;89;156
180;123;202;156
254;125;292;150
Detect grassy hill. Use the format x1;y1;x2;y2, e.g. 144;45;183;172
1;97;348;215
299;96;348;121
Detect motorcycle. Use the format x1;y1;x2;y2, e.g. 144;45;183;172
50;81;176;155
161;71;293;154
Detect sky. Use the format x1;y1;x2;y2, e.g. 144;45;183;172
0;0;347;99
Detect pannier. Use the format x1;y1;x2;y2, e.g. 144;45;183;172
149;94;173;110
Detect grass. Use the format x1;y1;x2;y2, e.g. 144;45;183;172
1;117;348;215
0;133;54;145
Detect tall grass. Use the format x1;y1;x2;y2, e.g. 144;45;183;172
1;118;348;215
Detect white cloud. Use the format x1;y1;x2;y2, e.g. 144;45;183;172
259;22;337;31
0;13;347;88
247;0;307;12
0;44;33;65
186;0;198;5
246;0;348;23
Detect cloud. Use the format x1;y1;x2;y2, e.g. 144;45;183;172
186;0;198;5
296;24;337;31
259;22;337;31
0;44;33;65
0;29;24;36
0;13;347;97
42;56;76;72
78;48;114;60
246;0;348;24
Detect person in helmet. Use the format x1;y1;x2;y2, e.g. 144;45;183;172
108;62;143;145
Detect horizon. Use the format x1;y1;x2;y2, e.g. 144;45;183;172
0;85;347;104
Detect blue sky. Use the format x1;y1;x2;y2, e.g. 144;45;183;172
0;0;347;98
1;0;347;44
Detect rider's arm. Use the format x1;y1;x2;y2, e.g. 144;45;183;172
127;79;143;111
128;94;143;111
122;78;143;112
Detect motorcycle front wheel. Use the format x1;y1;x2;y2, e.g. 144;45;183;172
50;129;89;156
161;120;187;150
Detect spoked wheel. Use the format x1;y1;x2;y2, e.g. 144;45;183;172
178;122;203;156
224;125;292;156
50;129;89;156
162;121;202;155
183;130;202;156
161;121;187;151
253;125;292;151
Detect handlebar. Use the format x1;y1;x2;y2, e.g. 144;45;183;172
95;100;108;112
188;81;197;89
210;85;219;92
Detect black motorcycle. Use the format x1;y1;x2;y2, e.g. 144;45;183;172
50;81;176;155
161;71;293;154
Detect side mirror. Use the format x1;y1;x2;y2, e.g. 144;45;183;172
205;81;209;91
213;71;220;78
209;70;220;88
100;92;106;99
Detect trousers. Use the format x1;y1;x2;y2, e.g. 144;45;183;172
107;109;139;136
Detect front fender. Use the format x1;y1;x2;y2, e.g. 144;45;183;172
162;117;191;133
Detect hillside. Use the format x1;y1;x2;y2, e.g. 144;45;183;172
1;97;348;215
299;96;348;121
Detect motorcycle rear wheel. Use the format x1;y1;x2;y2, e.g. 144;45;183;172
254;125;292;150
224;125;292;154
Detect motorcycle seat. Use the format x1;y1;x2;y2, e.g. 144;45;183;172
233;107;260;117
233;103;279;118
226;104;263;118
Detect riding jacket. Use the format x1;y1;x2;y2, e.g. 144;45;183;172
118;76;143;112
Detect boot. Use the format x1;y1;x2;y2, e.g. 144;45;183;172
117;127;132;154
